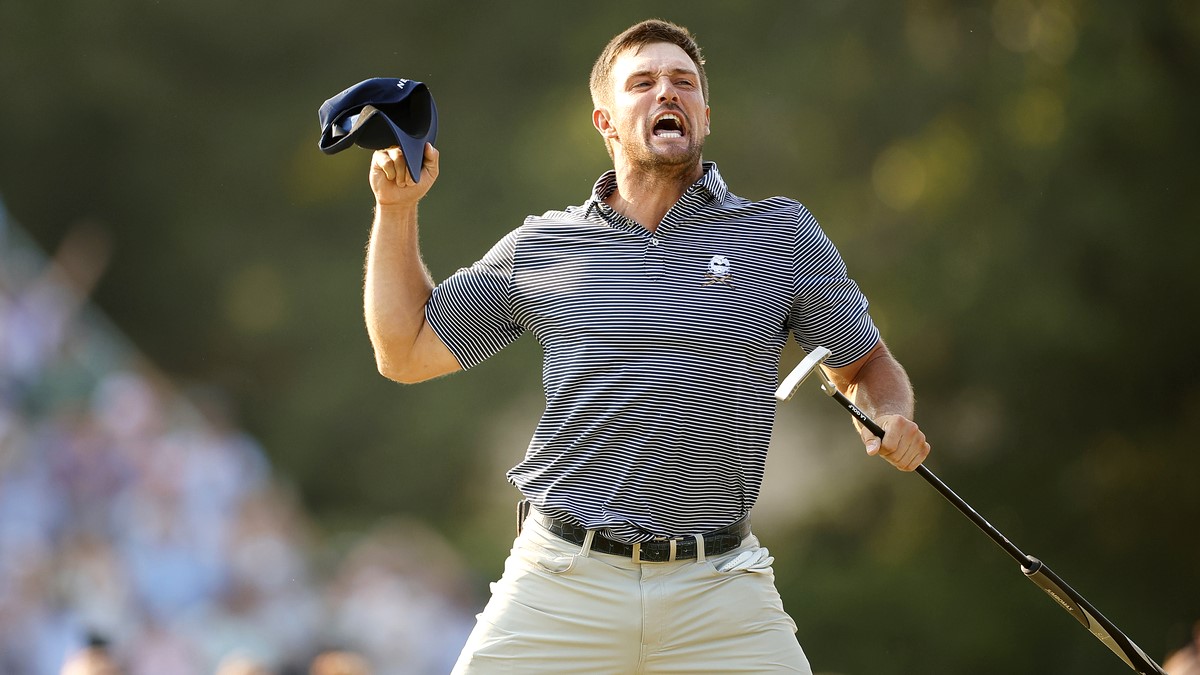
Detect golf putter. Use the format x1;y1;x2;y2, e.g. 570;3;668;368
776;347;1166;675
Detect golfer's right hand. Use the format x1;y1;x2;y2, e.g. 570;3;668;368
370;143;439;207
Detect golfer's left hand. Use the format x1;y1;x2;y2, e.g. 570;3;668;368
863;415;929;472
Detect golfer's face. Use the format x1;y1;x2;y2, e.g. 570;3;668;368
605;42;710;166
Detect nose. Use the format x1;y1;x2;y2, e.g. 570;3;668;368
655;77;679;103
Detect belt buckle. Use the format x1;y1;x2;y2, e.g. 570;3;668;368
632;537;677;564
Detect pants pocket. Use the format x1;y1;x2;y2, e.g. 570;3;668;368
510;537;581;576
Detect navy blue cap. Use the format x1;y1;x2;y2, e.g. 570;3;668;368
318;77;438;182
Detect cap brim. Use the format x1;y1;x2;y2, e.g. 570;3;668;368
318;123;356;155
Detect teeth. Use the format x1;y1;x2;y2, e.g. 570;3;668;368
653;113;684;138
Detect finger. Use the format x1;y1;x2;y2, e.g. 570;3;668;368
913;436;931;468
893;430;929;471
888;428;912;462
422;143;440;180
859;425;881;456
398;147;420;186
890;439;916;470
388;147;409;184
374;151;396;181
876;418;914;468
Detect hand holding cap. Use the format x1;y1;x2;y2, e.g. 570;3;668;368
318;77;438;182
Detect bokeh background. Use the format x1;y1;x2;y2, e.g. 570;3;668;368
2;1;1198;673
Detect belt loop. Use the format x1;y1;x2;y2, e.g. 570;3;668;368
516;499;531;537
693;534;706;563
580;530;595;557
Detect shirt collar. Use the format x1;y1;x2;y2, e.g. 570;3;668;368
583;161;728;218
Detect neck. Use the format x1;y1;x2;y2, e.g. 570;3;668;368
605;160;704;232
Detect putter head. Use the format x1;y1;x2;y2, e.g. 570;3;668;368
774;346;836;401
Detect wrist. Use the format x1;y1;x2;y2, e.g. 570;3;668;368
373;201;419;232
374;201;420;225
375;199;419;213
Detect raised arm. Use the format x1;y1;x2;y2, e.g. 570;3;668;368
824;340;930;471
363;143;461;383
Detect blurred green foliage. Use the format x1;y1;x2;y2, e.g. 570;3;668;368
2;0;1198;671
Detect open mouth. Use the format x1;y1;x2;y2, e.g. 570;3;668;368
652;113;685;138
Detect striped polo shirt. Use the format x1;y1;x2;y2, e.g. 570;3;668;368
426;162;879;543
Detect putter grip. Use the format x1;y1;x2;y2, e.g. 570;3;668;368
829;389;887;439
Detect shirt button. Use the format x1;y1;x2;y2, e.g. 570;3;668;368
650;237;659;246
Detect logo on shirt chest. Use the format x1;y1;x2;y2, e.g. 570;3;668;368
702;255;734;288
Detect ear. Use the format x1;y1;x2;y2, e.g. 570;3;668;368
703;106;711;137
593;108;618;139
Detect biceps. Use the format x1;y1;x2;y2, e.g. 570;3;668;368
392;322;462;383
379;321;463;384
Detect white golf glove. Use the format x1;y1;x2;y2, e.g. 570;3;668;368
716;546;774;573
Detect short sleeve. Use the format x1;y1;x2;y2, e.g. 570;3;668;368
787;206;880;368
425;228;526;369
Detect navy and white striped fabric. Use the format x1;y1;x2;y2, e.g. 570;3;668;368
426;163;879;543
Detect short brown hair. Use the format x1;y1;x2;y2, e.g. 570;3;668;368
589;19;709;108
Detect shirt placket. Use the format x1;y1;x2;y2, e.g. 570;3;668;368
642;185;710;281
644;231;665;280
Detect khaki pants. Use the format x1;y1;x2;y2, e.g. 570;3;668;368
452;511;812;674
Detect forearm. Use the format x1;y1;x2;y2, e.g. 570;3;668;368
841;345;915;420
829;341;928;470
363;202;435;377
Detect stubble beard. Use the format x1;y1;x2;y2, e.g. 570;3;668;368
625;132;705;182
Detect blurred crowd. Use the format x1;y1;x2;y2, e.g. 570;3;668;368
0;204;475;673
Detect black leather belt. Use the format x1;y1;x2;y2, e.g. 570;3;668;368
529;507;751;563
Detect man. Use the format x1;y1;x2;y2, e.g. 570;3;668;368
363;19;930;674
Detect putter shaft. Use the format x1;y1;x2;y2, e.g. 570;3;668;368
778;350;1167;674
